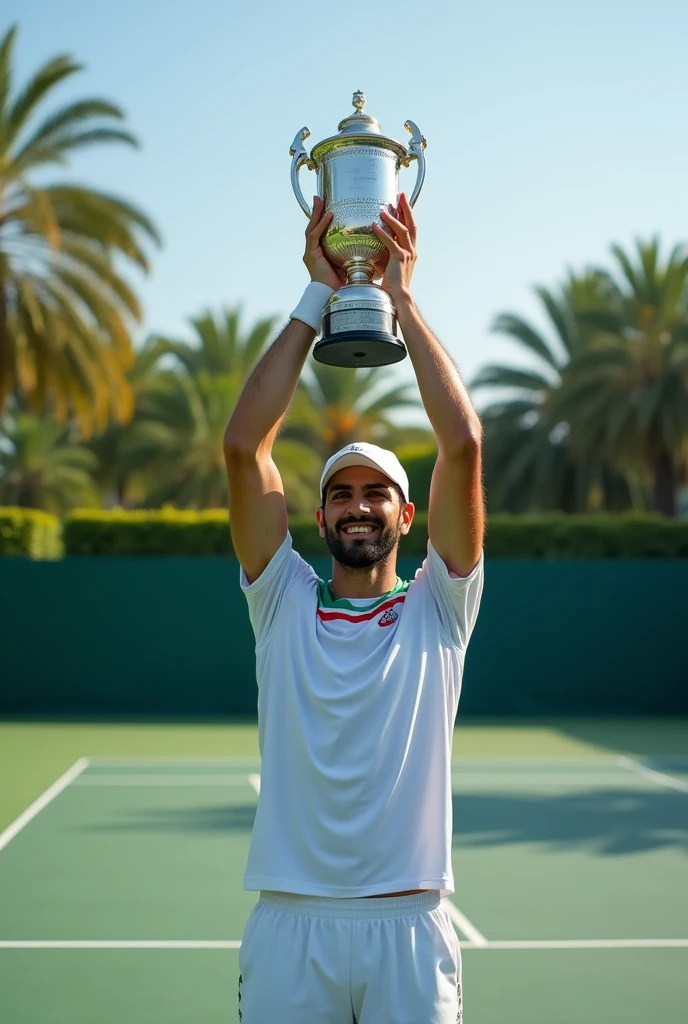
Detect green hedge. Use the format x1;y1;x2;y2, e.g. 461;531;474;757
63;509;234;556
2;507;686;558
481;513;688;558
56;508;688;558
0;508;62;559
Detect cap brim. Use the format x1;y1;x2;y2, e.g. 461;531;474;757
321;454;407;500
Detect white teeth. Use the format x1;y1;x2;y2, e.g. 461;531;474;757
344;525;374;534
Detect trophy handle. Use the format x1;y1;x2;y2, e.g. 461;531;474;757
403;120;427;207
289;128;315;218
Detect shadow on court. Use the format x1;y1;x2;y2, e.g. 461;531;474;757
78;803;257;834
452;788;688;855
71;788;688;858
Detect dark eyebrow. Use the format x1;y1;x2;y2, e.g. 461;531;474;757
330;481;392;492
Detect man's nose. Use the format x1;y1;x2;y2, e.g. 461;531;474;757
348;498;371;516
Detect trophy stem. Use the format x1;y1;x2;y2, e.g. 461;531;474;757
345;261;374;285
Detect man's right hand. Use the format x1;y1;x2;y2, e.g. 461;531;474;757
303;196;346;291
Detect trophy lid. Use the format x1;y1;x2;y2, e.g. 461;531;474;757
337;91;382;136
310;91;408;163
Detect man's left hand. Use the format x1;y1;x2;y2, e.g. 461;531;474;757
372;192;417;308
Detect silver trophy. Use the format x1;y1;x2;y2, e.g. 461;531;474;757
290;91;427;367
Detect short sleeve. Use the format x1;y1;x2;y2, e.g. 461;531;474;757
416;541;484;649
240;532;317;649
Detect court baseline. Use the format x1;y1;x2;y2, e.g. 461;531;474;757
1;939;686;950
2;756;686;957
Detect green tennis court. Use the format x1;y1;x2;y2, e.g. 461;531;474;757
1;720;687;1023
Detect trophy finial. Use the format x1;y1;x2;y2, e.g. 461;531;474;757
338;91;380;135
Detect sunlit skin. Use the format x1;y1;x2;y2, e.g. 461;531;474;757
315;465;415;601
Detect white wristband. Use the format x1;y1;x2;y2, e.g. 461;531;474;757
290;282;334;332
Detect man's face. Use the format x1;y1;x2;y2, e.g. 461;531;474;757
316;465;413;569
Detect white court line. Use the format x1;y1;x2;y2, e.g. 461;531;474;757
86;756;688;771
86;755;688;765
248;774;261;794
82;767;641;789
0;940;241;949
451;769;629;774
462;939;688;950
2;938;685;951
0;758;90;854
451;757;621;765
450;773;639;785
617;757;688;794
443;899;488;947
72;775;256;787
88;758;261;767
87;757;620;769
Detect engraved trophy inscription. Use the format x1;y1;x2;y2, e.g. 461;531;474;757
289;91;427;367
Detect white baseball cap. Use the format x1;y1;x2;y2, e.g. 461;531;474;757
320;442;410;503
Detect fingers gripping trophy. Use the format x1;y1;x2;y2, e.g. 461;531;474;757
289;91;427;368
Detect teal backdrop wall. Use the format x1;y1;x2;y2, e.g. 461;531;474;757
0;557;685;715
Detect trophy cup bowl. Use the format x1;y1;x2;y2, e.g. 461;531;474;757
290;92;426;368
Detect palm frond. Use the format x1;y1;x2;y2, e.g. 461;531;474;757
13;128;138;174
490;313;561;370
0;412;100;513
14;98;125;149
6;55;82;149
471;364;554;393
610;243;640;296
4;182;61;248
56;237;143;318
533;286;576;356
0;25;17;128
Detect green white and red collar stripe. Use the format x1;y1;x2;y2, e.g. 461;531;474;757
316;578;410;623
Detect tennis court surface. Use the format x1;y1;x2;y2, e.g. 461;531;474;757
1;720;686;1023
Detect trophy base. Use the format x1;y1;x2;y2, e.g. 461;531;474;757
313;331;407;368
314;281;407;368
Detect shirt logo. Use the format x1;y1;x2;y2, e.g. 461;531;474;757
378;608;399;627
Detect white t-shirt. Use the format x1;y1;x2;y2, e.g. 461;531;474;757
240;533;484;898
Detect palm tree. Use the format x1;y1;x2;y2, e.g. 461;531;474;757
289;362;421;459
115;369;240;508
0;410;99;513
472;271;640;512
152;308;277;378
556;239;688;515
87;334;169;505
93;309;283;508
116;367;321;512
0;25;159;435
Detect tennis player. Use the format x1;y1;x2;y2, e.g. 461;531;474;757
224;192;484;1023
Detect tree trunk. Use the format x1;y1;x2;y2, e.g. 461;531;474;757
652;450;677;516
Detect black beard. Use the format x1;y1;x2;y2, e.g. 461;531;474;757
324;516;401;569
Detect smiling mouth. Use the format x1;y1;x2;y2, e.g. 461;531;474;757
340;524;379;536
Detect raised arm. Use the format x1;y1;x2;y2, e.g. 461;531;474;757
224;198;344;582
372;195;484;577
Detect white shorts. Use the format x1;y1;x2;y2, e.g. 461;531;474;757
237;890;462;1023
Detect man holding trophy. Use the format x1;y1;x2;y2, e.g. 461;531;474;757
224;95;484;1023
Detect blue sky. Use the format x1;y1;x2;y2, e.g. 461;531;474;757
7;0;688;406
